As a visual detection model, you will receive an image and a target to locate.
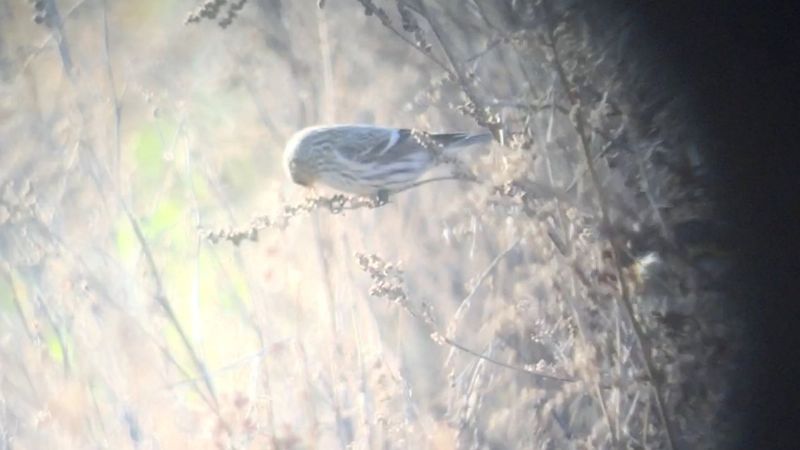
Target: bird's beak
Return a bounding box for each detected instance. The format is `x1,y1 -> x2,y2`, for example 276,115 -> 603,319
291,173 -> 313,187
293,175 -> 311,187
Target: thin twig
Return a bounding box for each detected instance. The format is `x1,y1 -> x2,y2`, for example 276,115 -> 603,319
541,1 -> 676,447
353,0 -> 454,76
634,140 -> 674,245
93,10 -> 231,432
446,238 -> 521,339
394,174 -> 479,193
204,175 -> 478,245
357,253 -> 578,384
415,2 -> 490,126
465,36 -> 505,63
441,335 -> 576,384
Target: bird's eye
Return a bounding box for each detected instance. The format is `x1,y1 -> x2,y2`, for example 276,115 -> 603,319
289,160 -> 297,170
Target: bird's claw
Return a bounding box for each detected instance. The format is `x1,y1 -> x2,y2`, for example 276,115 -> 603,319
374,189 -> 390,207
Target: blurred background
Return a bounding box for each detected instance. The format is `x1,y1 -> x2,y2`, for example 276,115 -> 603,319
0,0 -> 752,448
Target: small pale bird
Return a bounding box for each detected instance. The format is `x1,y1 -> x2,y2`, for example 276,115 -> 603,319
283,124 -> 493,196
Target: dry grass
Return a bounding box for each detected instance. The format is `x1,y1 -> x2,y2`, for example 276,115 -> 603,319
0,1 -> 744,448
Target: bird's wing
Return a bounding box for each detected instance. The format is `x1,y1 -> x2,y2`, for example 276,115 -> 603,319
340,128 -> 423,165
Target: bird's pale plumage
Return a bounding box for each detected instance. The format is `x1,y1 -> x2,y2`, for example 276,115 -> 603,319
283,124 -> 492,195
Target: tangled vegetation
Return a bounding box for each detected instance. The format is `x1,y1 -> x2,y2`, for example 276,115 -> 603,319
1,1 -> 743,448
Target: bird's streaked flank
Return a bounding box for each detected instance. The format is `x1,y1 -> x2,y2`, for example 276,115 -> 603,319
283,124 -> 492,196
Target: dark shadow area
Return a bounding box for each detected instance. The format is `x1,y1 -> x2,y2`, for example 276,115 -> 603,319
634,1 -> 799,446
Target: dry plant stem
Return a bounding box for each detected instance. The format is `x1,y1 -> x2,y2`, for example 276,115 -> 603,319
21,0 -> 89,73
294,341 -> 323,447
340,237 -> 388,447
357,254 -> 577,384
622,389 -> 642,435
92,14 -> 235,436
470,1 -> 628,144
252,1 -> 319,128
205,176 -> 476,245
349,304 -> 375,447
243,78 -> 281,138
353,0 -> 454,77
41,0 -> 75,74
451,238 -> 521,326
614,278 -> 623,437
395,174 -> 478,192
186,124 -> 275,343
311,211 -> 353,450
94,288 -> 223,418
416,1 -> 494,130
461,345 -> 491,444
11,216 -> 224,417
564,128 -> 626,194
121,204 -> 221,400
643,389 -> 652,447
445,238 -> 521,364
506,42 -> 626,197
313,12 -> 353,447
443,335 -> 575,384
536,74 -> 617,441
258,355 -> 282,450
541,2 -> 676,448
164,345 -> 276,388
102,1 -> 121,182
634,141 -> 675,245
543,85 -> 573,256
24,2 -> 233,428
316,4 -> 336,122
465,36 -> 505,63
560,270 -> 618,444
104,95 -> 216,408
88,386 -> 110,443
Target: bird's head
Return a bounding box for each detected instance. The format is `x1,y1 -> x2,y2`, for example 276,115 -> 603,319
283,127 -> 335,188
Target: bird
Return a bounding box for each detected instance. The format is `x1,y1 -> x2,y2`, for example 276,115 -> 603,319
283,124 -> 493,197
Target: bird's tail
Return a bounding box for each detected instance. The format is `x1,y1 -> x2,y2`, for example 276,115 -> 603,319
431,132 -> 494,148
430,132 -> 494,159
